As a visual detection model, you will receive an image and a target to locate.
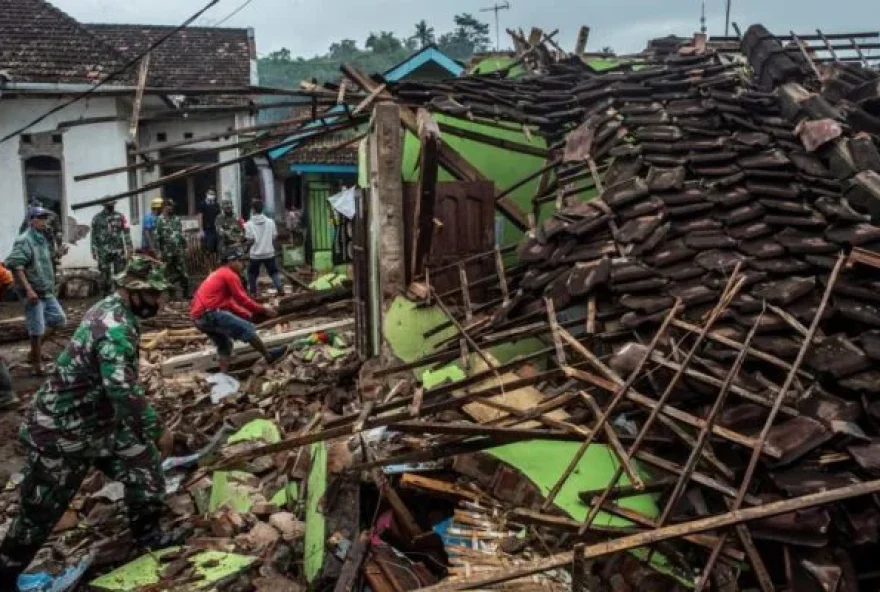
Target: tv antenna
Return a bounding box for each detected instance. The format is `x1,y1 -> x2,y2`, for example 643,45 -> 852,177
700,1 -> 707,34
480,1 -> 511,51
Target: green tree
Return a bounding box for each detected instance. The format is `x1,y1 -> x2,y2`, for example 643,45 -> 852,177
411,20 -> 436,48
438,13 -> 491,60
265,48 -> 291,61
329,39 -> 359,59
601,46 -> 616,56
365,31 -> 403,54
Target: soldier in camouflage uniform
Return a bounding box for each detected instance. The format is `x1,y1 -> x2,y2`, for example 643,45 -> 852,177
0,256 -> 177,587
215,199 -> 246,258
155,201 -> 189,298
91,200 -> 133,295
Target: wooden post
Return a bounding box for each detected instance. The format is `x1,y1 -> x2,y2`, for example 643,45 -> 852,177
128,53 -> 151,149
410,109 -> 441,281
574,26 -> 591,55
372,102 -> 405,299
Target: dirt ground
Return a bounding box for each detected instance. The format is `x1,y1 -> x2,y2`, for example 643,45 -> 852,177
0,298 -> 94,485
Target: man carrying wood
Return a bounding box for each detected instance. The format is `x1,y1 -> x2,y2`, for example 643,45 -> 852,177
91,199 -> 133,295
190,247 -> 283,373
155,200 -> 189,298
6,207 -> 67,376
0,256 -> 179,587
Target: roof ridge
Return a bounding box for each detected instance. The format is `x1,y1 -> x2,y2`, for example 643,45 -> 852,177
85,23 -> 250,33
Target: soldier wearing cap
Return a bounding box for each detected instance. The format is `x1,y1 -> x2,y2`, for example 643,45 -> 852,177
6,206 -> 68,375
190,247 -> 282,373
0,255 -> 178,587
91,199 -> 133,295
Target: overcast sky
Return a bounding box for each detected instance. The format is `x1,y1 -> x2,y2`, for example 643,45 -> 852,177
53,0 -> 880,59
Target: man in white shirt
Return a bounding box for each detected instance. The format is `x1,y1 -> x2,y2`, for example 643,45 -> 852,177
244,200 -> 284,296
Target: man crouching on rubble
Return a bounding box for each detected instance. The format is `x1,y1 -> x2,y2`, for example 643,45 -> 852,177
0,256 -> 180,588
191,247 -> 281,373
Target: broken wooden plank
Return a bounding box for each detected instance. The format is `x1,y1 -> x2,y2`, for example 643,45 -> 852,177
161,318 -> 353,375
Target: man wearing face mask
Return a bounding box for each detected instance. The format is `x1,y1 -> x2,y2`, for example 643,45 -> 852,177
216,199 -> 246,256
91,199 -> 133,295
198,188 -> 221,266
0,255 -> 179,587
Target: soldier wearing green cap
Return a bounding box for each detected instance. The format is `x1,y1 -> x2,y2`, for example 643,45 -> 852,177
0,255 -> 180,587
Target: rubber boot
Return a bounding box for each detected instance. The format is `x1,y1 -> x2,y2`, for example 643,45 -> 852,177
0,539 -> 42,590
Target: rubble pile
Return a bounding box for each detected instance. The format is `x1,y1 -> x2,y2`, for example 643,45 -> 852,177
347,26 -> 880,591
0,280 -> 358,591
6,25 -> 880,592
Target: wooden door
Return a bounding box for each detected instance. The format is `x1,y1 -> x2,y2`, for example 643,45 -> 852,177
403,181 -> 496,298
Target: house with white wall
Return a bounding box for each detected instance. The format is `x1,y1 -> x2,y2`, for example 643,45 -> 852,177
0,0 -> 259,269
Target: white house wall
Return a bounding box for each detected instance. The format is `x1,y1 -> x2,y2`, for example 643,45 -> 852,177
0,96 -> 130,269
1,99 -> 252,270
138,114 -> 247,214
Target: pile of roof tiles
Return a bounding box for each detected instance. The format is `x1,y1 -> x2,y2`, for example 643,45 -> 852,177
377,25 -> 880,590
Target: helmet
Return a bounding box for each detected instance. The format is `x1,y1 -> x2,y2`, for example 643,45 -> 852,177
150,198 -> 164,209
222,246 -> 247,262
29,206 -> 53,219
114,255 -> 170,291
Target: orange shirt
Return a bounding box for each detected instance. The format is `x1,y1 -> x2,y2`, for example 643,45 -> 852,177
0,264 -> 13,298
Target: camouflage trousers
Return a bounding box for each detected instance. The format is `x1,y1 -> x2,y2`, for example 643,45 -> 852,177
97,252 -> 126,294
3,433 -> 165,549
162,253 -> 189,296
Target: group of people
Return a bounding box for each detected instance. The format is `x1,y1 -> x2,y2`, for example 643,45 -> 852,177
0,194 -> 296,586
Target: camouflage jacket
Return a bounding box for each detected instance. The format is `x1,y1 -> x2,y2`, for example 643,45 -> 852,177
216,212 -> 246,249
20,294 -> 162,456
155,214 -> 186,258
91,210 -> 133,257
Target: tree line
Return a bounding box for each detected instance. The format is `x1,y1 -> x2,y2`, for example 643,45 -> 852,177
258,14 -> 492,88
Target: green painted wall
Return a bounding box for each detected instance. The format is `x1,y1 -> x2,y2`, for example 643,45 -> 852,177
401,114 -> 556,247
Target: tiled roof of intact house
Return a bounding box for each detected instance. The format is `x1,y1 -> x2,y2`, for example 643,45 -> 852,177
85,24 -> 254,89
0,0 -> 130,84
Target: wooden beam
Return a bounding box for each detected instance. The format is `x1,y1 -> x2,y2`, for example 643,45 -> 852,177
417,479 -> 880,591
437,122 -> 549,158
410,109 -> 441,280
333,531 -> 371,592
574,26 -> 591,55
72,116 -> 365,209
128,53 -> 151,148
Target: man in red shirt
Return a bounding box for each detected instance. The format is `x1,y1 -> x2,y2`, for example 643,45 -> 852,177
191,248 -> 280,372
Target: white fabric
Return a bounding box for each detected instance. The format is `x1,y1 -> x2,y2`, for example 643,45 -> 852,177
245,214 -> 278,260
328,186 -> 356,219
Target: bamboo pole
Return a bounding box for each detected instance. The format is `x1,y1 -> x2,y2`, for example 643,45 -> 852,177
694,254 -> 847,591
416,479 -> 880,591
